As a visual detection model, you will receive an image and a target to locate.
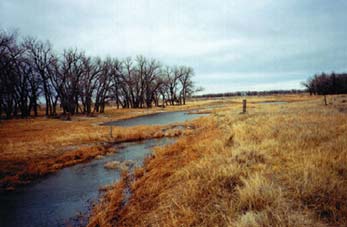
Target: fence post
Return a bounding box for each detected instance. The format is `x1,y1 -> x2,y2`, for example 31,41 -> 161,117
242,99 -> 247,113
324,95 -> 327,106
109,126 -> 113,138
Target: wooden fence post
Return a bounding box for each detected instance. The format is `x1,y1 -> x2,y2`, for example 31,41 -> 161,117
109,126 -> 113,138
243,99 -> 247,113
324,95 -> 327,106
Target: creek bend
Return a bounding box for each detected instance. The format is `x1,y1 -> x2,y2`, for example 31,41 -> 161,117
0,111 -> 207,227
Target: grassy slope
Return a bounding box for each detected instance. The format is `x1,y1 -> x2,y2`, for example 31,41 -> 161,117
88,95 -> 347,227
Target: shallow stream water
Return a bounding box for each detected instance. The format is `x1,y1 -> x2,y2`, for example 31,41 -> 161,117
0,111 -> 207,227
0,138 -> 175,227
103,111 -> 208,127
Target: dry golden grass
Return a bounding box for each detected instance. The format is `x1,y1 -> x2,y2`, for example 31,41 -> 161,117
0,109 -> 136,189
88,94 -> 347,227
0,101 -> 217,190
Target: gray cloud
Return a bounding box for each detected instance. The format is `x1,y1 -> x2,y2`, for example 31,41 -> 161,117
1,0 -> 346,93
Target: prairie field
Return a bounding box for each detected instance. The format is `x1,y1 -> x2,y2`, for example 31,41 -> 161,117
2,1 -> 347,226
87,94 -> 347,227
0,99 -> 223,190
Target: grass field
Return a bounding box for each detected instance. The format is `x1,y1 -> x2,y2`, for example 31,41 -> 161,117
0,99 -> 226,190
87,94 -> 347,227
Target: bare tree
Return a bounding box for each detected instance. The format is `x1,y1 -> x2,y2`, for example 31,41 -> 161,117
23,37 -> 56,116
79,56 -> 102,114
108,58 -> 123,109
178,66 -> 194,105
143,58 -> 162,108
164,66 -> 179,105
94,57 -> 115,113
0,29 -> 198,119
52,49 -> 85,115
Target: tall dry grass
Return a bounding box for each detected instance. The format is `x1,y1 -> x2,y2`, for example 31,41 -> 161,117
0,101 -> 214,190
88,95 -> 347,227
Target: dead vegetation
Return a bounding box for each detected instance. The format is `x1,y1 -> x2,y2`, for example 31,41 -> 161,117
104,160 -> 136,171
88,95 -> 347,227
0,100 -> 217,190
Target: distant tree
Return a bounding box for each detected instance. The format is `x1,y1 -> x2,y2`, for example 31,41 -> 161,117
178,66 -> 194,105
303,72 -> 347,95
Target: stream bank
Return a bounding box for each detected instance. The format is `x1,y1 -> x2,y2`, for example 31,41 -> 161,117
0,110 -> 208,227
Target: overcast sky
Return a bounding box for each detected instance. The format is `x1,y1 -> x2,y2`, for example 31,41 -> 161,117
1,0 -> 346,94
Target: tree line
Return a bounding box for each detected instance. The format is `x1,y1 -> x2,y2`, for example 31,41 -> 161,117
0,30 -> 196,119
194,89 -> 305,98
303,73 -> 347,95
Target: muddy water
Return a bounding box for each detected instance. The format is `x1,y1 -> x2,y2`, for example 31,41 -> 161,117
0,138 -> 175,227
103,111 -> 208,127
